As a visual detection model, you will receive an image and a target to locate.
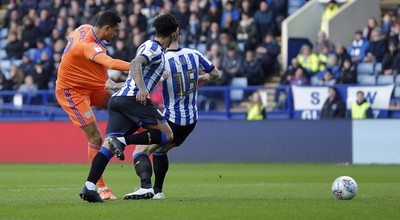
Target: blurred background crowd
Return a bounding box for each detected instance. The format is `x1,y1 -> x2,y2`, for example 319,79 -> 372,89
0,0 -> 400,113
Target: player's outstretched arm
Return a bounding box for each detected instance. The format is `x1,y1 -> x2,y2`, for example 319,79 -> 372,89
208,67 -> 221,81
91,53 -> 130,71
105,79 -> 124,90
130,55 -> 149,105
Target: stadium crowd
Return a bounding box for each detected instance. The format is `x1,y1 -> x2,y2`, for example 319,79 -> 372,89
1,0 -> 400,113
0,0 -> 298,92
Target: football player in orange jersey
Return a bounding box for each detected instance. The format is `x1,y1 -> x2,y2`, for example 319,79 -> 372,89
55,10 -> 129,201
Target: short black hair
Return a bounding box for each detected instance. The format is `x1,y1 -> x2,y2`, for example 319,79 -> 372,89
95,10 -> 121,28
152,13 -> 179,37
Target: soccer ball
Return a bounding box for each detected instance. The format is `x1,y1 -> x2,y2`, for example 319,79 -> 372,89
331,176 -> 358,200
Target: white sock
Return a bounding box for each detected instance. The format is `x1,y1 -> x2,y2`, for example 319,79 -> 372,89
116,137 -> 126,145
85,181 -> 96,191
97,186 -> 108,193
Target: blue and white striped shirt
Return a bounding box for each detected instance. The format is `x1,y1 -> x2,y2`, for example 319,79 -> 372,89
114,40 -> 165,97
163,48 -> 215,126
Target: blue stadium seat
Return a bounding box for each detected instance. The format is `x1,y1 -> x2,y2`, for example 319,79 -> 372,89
376,75 -> 394,85
356,62 -> 374,75
230,77 -> 248,101
0,28 -> 7,39
0,49 -> 6,60
357,75 -> 376,85
374,62 -> 382,75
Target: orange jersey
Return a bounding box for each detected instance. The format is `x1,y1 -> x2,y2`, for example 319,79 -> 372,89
57,25 -> 129,92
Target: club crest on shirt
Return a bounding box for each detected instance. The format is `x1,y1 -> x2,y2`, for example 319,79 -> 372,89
84,111 -> 92,118
92,45 -> 102,52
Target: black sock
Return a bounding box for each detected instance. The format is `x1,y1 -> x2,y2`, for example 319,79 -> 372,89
134,153 -> 152,188
124,129 -> 165,145
86,149 -> 111,184
153,153 -> 169,194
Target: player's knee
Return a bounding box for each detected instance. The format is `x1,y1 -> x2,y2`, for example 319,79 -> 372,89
164,129 -> 173,144
89,134 -> 102,146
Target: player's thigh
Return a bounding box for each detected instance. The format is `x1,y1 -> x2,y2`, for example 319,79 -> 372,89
90,88 -> 112,108
105,97 -> 140,137
55,87 -> 95,128
167,121 -> 197,146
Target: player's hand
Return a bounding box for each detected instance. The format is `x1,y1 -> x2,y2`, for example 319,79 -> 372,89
198,74 -> 210,87
105,79 -> 116,90
162,71 -> 169,81
136,89 -> 149,105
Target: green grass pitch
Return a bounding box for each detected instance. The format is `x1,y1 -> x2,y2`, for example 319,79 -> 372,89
1,163 -> 399,220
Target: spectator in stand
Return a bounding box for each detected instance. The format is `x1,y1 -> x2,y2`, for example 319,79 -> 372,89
37,8 -> 54,38
206,43 -> 222,62
335,43 -> 350,68
348,30 -> 369,63
220,1 -> 240,28
80,6 -> 97,26
218,33 -> 237,57
206,2 -> 221,24
68,0 -> 82,23
317,69 -> 336,86
21,16 -> 40,50
364,28 -> 388,63
174,0 -> 190,32
32,38 -> 53,64
236,12 -> 258,51
381,13 -> 393,37
314,31 -> 333,55
274,58 -> 304,109
18,75 -> 38,93
320,0 -> 339,33
0,72 -> 11,91
297,44 -> 319,75
337,58 -> 356,84
363,17 -> 379,41
222,46 -> 243,81
320,87 -> 346,119
318,43 -> 333,71
271,0 -> 287,34
185,12 -> 201,47
246,91 -> 266,121
131,4 -> 147,32
239,50 -> 264,85
351,91 -> 373,119
318,54 -> 340,80
198,18 -> 210,51
280,58 -> 305,85
255,33 -> 281,77
254,1 -> 275,40
5,31 -> 23,60
9,64 -> 25,90
290,67 -> 309,86
19,52 -> 34,75
32,60 -> 51,90
241,0 -> 255,17
21,0 -> 38,15
206,22 -> 220,49
382,41 -> 400,75
3,1 -> 21,28
220,13 -> 237,40
113,39 -> 130,61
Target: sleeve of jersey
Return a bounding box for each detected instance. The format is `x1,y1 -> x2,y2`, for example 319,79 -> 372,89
84,43 -> 130,71
197,51 -> 215,73
139,47 -> 161,64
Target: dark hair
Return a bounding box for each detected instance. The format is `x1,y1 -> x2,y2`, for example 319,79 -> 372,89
357,90 -> 364,95
152,13 -> 179,37
95,10 -> 121,28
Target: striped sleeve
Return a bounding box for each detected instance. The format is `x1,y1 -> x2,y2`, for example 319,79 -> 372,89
195,50 -> 214,73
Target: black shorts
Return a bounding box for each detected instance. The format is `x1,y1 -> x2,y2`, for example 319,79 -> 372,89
105,96 -> 166,137
167,120 -> 196,146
